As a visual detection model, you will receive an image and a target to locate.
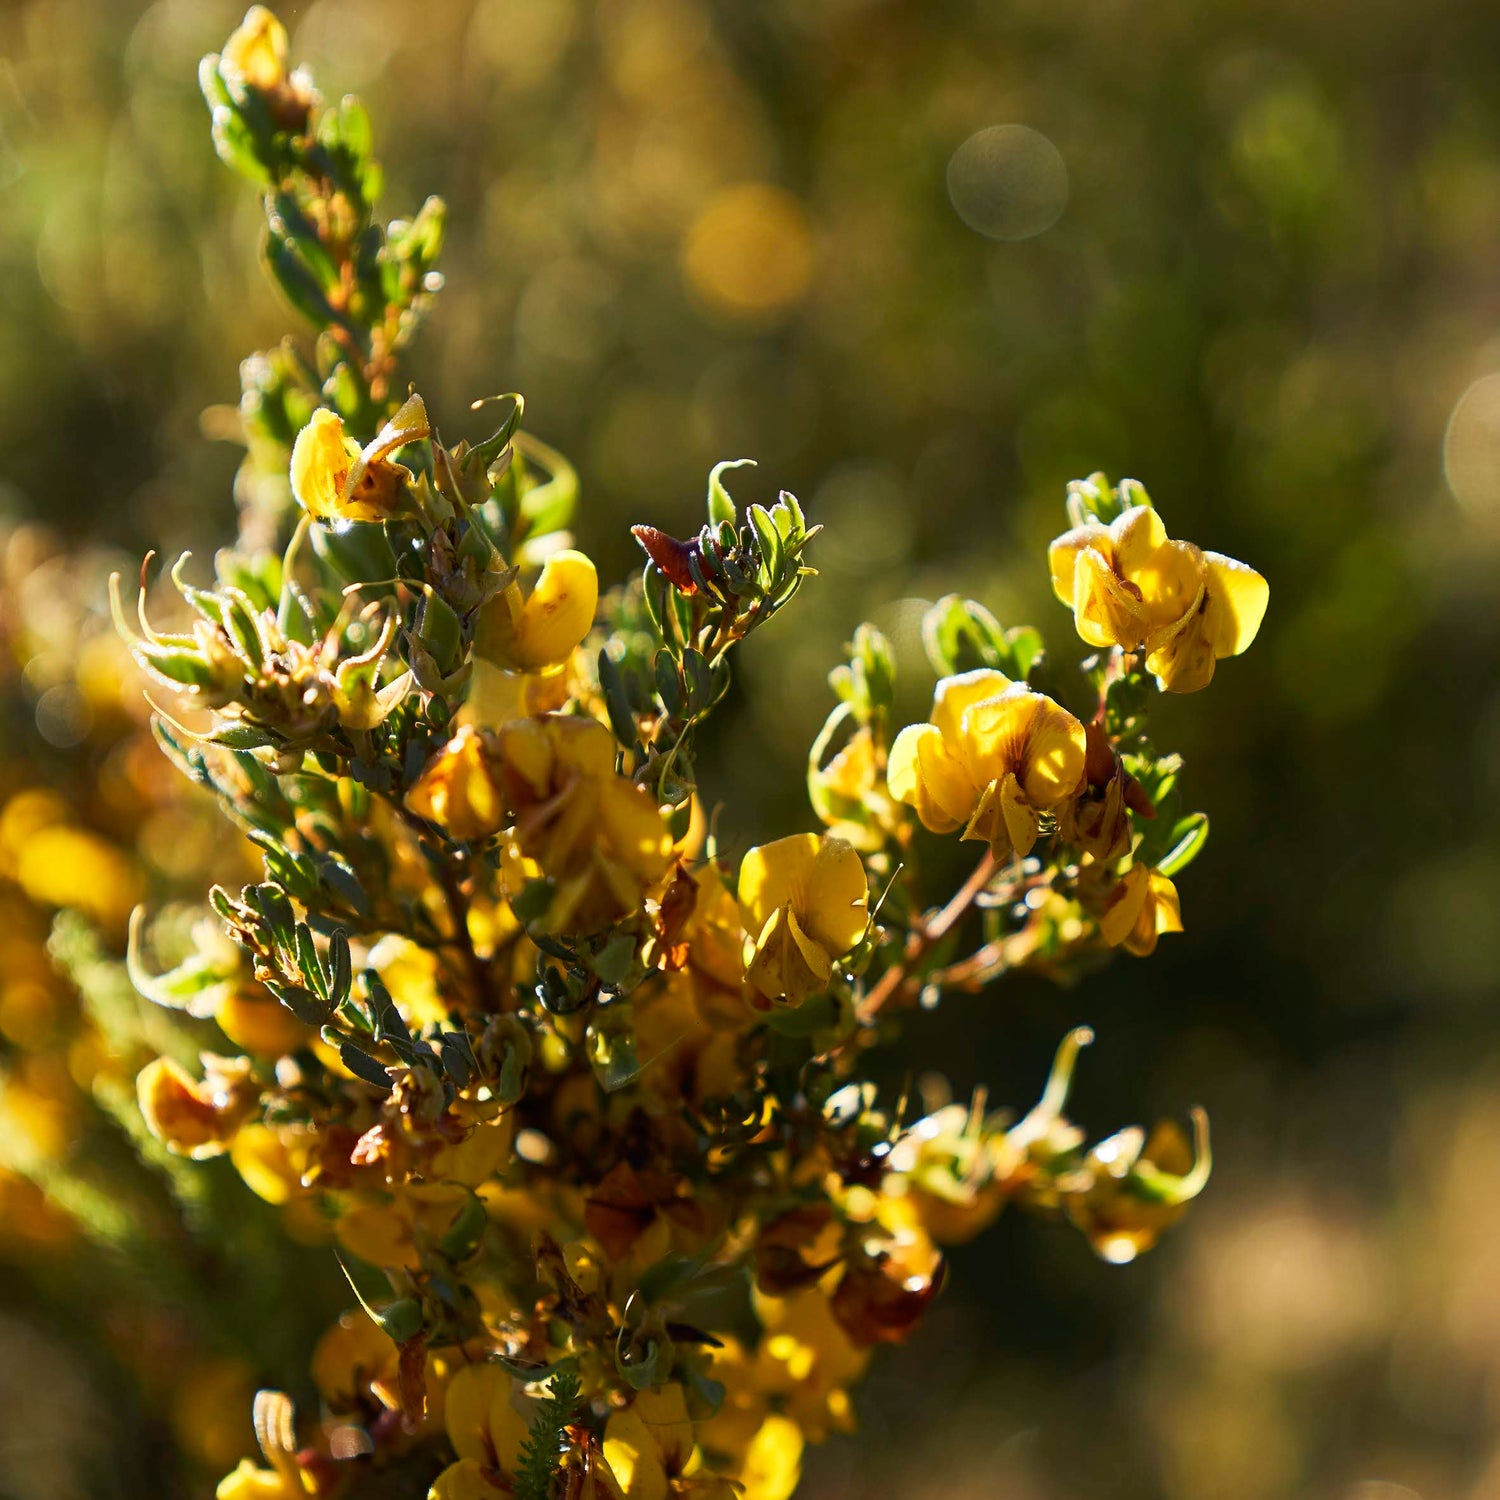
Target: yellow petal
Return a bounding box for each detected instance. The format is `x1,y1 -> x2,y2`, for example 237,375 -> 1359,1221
745,906 -> 827,1006
603,1407 -> 671,1500
1201,551 -> 1269,658
289,410 -> 354,521
523,550 -> 599,668
633,1385 -> 695,1472
1016,694 -> 1087,807
216,1460 -> 302,1499
1106,505 -> 1168,577
444,1364 -> 510,1465
930,668 -> 1012,744
887,724 -> 965,833
738,1414 -> 803,1500
1145,611 -> 1217,694
800,835 -> 869,957
405,727 -> 506,842
1131,537 -> 1204,634
1047,523 -> 1109,607
997,772 -> 1041,859
494,717 -> 555,798
737,833 -> 819,932
1071,545 -> 1151,649
547,714 -> 618,779
221,7 -> 287,93
1099,866 -> 1150,949
597,777 -> 673,884
427,1459 -> 505,1500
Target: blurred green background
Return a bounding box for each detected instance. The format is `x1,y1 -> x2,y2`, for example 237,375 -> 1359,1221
5,0 -> 1500,1496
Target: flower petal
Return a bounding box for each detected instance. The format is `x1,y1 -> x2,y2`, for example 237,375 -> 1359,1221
737,833 -> 820,931
802,835 -> 869,957
1201,551 -> 1269,658
1047,523 -> 1109,607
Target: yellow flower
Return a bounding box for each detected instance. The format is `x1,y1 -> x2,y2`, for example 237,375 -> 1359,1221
220,6 -> 287,93
138,1054 -> 256,1159
494,713 -> 672,931
749,1287 -> 868,1442
1098,865 -> 1182,956
736,833 -> 869,1007
476,550 -> 599,674
1065,1109 -> 1211,1264
735,1414 -> 803,1500
886,669 -> 1086,860
437,1362 -> 529,1486
1144,551 -> 1270,694
406,726 -> 506,842
603,1383 -> 696,1500
1048,505 -> 1267,692
289,395 -> 430,525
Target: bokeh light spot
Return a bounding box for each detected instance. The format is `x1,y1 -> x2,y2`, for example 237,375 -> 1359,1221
1442,372 -> 1500,516
946,124 -> 1069,242
681,183 -> 814,318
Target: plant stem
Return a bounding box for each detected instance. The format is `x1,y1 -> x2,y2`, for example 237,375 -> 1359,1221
856,850 -> 998,1023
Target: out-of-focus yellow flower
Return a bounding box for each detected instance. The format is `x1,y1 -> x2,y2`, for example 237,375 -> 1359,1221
603,1383 -> 698,1499
736,833 -> 869,1007
289,396 -> 430,525
495,713 -> 672,931
429,1362 -> 529,1498
216,990 -> 309,1057
681,184 -> 814,319
138,1054 -> 256,1159
10,819 -> 142,932
1048,505 -> 1268,692
476,550 -> 598,673
887,1103 -> 1009,1246
406,726 -> 506,842
734,1414 -> 802,1500
1099,865 -> 1182,956
887,669 -> 1086,860
1065,1109 -> 1211,1264
221,5 -> 287,93
750,1286 -> 869,1442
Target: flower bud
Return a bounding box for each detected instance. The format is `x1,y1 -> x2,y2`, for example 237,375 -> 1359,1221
474,549 -> 598,674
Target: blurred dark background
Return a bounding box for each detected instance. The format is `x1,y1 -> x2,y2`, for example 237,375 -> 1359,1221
5,0 -> 1500,1496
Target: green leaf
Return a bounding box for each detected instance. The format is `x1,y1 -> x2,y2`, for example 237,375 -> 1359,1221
340,1041 -> 393,1092
593,933 -> 637,987
706,458 -> 755,526
1155,812 -> 1210,878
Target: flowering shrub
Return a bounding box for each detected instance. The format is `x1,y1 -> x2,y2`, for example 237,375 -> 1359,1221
10,9 -> 1270,1497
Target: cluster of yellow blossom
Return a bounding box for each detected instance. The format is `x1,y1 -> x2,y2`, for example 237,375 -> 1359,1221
0,14 -> 1268,1499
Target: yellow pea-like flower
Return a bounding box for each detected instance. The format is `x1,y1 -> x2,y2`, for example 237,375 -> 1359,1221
1048,505 -> 1268,692
736,832 -> 869,1007
887,669 -> 1086,861
1098,864 -> 1183,956
443,1362 -> 529,1475
492,713 -> 672,931
428,1460 -> 505,1499
406,725 -> 507,843
138,1055 -> 254,1159
736,1413 -> 804,1500
289,396 -> 430,525
475,549 -> 599,674
216,1460 -> 308,1499
1144,550 -> 1270,694
602,1383 -> 697,1500
220,6 -> 287,93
